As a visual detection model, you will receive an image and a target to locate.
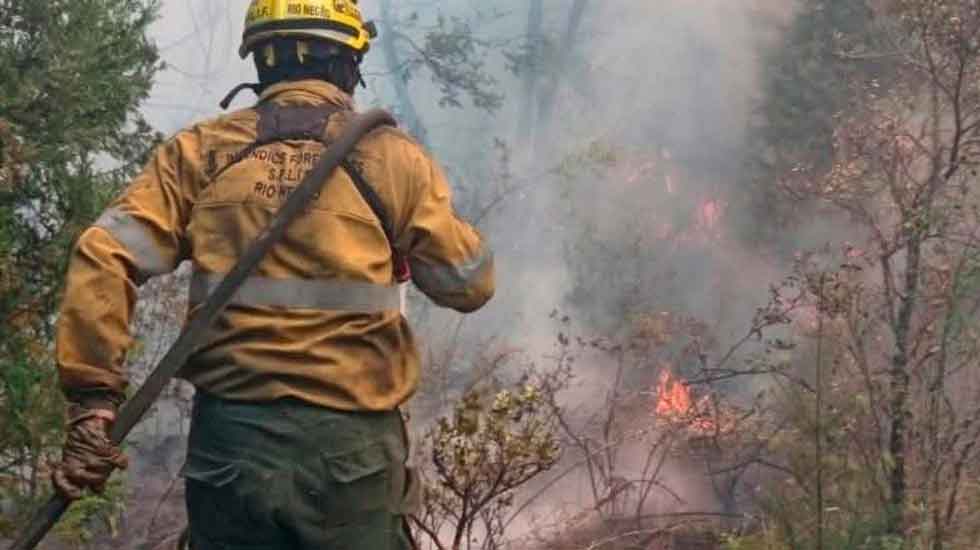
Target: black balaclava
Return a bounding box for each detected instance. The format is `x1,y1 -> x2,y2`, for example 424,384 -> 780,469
220,37 -> 363,109
255,37 -> 363,94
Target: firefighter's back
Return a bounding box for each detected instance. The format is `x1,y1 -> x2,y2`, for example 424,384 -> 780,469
180,81 -> 426,412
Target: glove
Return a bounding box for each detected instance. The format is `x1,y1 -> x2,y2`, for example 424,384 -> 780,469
52,402 -> 128,500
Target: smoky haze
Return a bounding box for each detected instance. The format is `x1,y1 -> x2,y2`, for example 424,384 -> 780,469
135,0 -> 803,425
138,0 -> 805,390
123,0 -> 805,542
143,0 -> 792,338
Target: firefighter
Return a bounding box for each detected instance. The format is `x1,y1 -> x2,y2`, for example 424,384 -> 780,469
51,0 -> 495,548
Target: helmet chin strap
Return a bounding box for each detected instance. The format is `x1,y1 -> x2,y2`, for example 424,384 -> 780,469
218,77 -> 364,110
219,82 -> 264,110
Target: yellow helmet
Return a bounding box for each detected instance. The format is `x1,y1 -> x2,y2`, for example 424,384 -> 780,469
240,0 -> 377,59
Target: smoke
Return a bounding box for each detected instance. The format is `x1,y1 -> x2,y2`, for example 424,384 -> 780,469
434,0 -> 798,351
133,0 -> 804,541
142,1 -> 793,342
436,0 -> 801,531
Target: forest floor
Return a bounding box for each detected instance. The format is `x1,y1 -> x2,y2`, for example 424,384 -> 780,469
3,433 -> 728,550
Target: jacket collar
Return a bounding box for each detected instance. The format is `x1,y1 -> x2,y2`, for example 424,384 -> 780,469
258,80 -> 354,110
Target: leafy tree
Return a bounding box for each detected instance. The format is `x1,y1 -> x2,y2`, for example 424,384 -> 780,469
735,0 -> 880,249
723,1 -> 980,547
0,0 -> 161,539
376,0 -> 507,145
789,1 -> 980,542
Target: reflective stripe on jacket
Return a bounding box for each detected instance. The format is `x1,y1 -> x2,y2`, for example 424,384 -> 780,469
56,80 -> 494,411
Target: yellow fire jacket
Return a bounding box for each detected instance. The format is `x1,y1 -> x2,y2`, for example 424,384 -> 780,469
56,80 -> 494,411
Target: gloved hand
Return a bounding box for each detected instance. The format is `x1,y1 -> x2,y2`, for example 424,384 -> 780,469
52,403 -> 128,500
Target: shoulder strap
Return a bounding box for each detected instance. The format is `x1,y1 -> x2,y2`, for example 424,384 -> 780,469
340,157 -> 410,283
340,159 -> 395,246
210,103 -> 403,278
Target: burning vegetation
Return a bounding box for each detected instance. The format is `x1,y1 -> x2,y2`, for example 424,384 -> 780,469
652,368 -> 718,435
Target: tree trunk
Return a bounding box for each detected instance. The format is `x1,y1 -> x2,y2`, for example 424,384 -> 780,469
887,235 -> 921,541
518,0 -> 543,150
534,0 -> 588,152
378,0 -> 427,145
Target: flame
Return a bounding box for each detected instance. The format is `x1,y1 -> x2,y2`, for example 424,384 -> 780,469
652,368 -> 718,434
613,152 -> 729,246
655,369 -> 694,418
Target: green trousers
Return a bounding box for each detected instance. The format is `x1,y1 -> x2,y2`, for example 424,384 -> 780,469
182,392 -> 417,550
